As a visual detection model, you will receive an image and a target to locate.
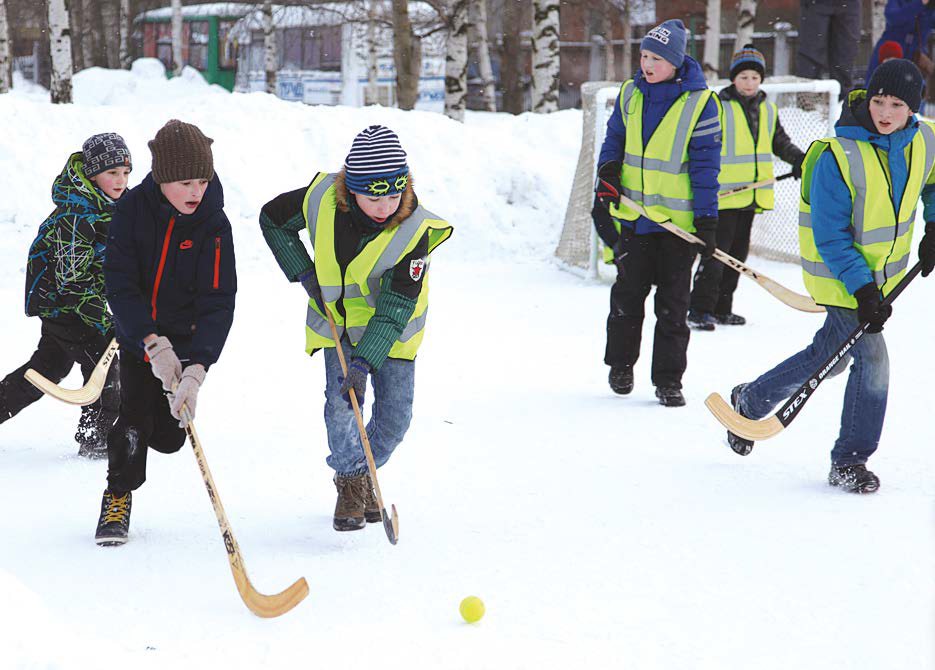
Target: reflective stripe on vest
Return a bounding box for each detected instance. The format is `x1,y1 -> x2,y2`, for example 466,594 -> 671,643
798,121 -> 935,307
718,99 -> 776,211
608,80 -> 714,232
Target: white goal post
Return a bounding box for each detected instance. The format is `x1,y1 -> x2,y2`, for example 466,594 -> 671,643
556,77 -> 842,278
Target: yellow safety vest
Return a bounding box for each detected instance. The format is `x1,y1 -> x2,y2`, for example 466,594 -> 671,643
718,98 -> 776,211
301,172 -> 453,358
798,121 -> 935,308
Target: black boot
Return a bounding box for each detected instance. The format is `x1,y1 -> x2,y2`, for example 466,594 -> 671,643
715,312 -> 746,326
654,386 -> 685,407
687,309 -> 716,331
608,366 -> 634,395
727,384 -> 754,456
76,410 -> 115,459
333,473 -> 368,531
95,489 -> 132,546
828,464 -> 880,494
364,474 -> 381,524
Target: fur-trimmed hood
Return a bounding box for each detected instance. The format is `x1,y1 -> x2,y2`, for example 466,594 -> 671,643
334,169 -> 416,231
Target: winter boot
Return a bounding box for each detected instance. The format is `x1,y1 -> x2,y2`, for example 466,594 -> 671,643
95,490 -> 132,546
715,312 -> 747,326
608,366 -> 634,395
687,309 -> 716,331
655,386 -> 685,407
727,384 -> 755,456
828,464 -> 880,494
364,474 -> 381,524
333,473 -> 368,531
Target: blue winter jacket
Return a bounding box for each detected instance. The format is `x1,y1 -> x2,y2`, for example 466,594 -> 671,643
597,55 -> 721,234
810,93 -> 935,294
866,0 -> 935,83
104,173 -> 237,368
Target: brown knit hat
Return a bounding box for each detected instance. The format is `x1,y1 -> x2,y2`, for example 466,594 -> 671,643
148,119 -> 214,184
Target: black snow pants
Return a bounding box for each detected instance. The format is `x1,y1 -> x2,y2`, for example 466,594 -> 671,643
106,352 -> 186,493
604,232 -> 695,389
0,314 -> 119,451
689,209 -> 755,316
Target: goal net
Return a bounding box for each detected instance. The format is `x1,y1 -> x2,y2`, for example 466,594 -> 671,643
556,77 -> 841,278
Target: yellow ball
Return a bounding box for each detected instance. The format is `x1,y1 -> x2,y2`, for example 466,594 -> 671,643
459,596 -> 485,623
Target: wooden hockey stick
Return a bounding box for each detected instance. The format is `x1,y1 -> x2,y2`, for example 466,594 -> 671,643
24,338 -> 120,406
705,261 -> 923,441
618,193 -> 824,313
324,307 -> 399,545
182,407 -> 309,617
717,173 -> 794,200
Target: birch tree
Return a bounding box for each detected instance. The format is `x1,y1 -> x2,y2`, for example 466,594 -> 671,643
119,0 -> 131,68
531,0 -> 559,113
500,0 -> 525,114
392,0 -> 421,110
171,0 -> 183,75
601,6 -> 614,81
69,0 -> 84,71
871,0 -> 886,45
262,0 -> 276,94
0,0 -> 11,93
101,0 -> 120,68
48,0 -> 74,103
471,0 -> 496,111
365,0 -> 379,105
733,0 -> 756,54
703,0 -> 720,81
443,0 -> 469,121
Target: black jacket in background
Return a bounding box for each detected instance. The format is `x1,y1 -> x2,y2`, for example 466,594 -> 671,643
104,172 -> 237,368
718,84 -> 806,172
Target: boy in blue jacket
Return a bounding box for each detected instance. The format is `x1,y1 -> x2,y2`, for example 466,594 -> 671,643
592,19 -> 721,407
95,120 -> 237,545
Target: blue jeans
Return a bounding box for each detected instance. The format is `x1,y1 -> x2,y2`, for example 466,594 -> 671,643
323,343 -> 414,476
737,306 -> 889,466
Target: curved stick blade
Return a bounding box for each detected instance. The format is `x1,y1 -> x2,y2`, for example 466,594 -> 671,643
704,392 -> 784,441
382,505 -> 399,545
233,572 -> 309,619
24,368 -> 102,406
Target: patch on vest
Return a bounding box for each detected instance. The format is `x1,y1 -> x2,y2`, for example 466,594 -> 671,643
409,258 -> 426,281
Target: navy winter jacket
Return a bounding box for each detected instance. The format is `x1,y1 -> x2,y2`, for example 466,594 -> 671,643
598,55 -> 721,234
866,0 -> 935,83
104,173 -> 237,368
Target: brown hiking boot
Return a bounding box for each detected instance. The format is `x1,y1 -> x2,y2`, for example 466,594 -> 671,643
364,474 -> 381,524
333,473 -> 368,531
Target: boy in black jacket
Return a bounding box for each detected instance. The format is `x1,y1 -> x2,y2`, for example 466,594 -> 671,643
1,133 -> 130,457
95,120 -> 237,546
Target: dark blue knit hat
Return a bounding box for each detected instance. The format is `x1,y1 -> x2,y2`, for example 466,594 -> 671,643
641,19 -> 687,68
866,58 -> 924,112
730,44 -> 766,80
344,125 -> 410,197
82,132 -> 132,178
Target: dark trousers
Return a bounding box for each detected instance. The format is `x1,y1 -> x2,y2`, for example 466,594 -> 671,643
796,0 -> 860,97
604,233 -> 695,389
0,315 -> 119,448
106,352 -> 186,493
689,209 -> 755,316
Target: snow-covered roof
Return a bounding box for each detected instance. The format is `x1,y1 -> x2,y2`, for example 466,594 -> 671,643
135,3 -> 255,22
228,2 -> 440,32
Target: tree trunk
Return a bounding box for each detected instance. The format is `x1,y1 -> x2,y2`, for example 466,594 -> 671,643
48,0 -> 74,103
263,0 -> 276,95
601,7 -> 614,81
703,0 -> 720,81
871,0 -> 886,45
81,0 -> 102,67
471,0 -> 496,111
531,0 -> 559,113
733,0 -> 756,54
0,0 -> 11,93
365,0 -> 379,105
100,0 -> 120,68
391,0 -> 421,110
619,0 -> 631,80
501,0 -> 524,114
69,0 -> 84,71
171,0 -> 183,75
119,0 -> 131,68
444,0 -> 469,121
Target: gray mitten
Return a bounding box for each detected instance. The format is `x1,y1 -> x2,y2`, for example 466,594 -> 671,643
144,336 -> 182,392
169,364 -> 206,427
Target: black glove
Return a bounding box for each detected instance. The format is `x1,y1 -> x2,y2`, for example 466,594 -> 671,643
595,161 -> 622,210
854,282 -> 892,333
338,358 -> 371,409
692,217 -> 718,259
591,194 -> 619,249
611,226 -> 634,276
298,268 -> 325,312
919,221 -> 935,277
791,154 -> 804,180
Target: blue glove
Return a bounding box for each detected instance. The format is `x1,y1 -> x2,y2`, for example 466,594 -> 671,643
338,358 -> 371,409
298,268 -> 324,312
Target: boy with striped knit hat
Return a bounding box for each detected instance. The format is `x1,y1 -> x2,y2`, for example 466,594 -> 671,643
259,125 -> 453,532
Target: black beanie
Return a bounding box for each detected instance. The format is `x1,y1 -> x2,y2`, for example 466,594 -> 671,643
866,58 -> 924,112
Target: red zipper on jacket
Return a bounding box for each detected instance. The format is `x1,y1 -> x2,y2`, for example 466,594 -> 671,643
213,236 -> 221,289
151,216 -> 175,320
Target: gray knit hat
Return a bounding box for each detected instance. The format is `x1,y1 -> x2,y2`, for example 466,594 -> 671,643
148,119 -> 214,184
82,132 -> 132,178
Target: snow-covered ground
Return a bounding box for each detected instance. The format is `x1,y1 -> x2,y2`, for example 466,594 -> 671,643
0,62 -> 932,670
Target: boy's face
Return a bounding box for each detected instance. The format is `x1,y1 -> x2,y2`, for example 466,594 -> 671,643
91,167 -> 131,200
354,192 -> 401,224
640,50 -> 676,84
733,70 -> 762,97
160,179 -> 209,215
869,94 -> 912,135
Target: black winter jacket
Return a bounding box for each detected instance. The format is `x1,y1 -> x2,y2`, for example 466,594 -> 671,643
104,173 -> 237,368
718,84 -> 806,171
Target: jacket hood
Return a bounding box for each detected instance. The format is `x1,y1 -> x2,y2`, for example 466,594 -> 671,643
140,171 -> 225,225
51,152 -> 114,213
835,88 -> 919,153
634,55 -> 709,101
334,169 -> 416,231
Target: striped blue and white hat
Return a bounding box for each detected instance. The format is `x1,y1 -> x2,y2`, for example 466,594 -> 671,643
344,125 -> 410,197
